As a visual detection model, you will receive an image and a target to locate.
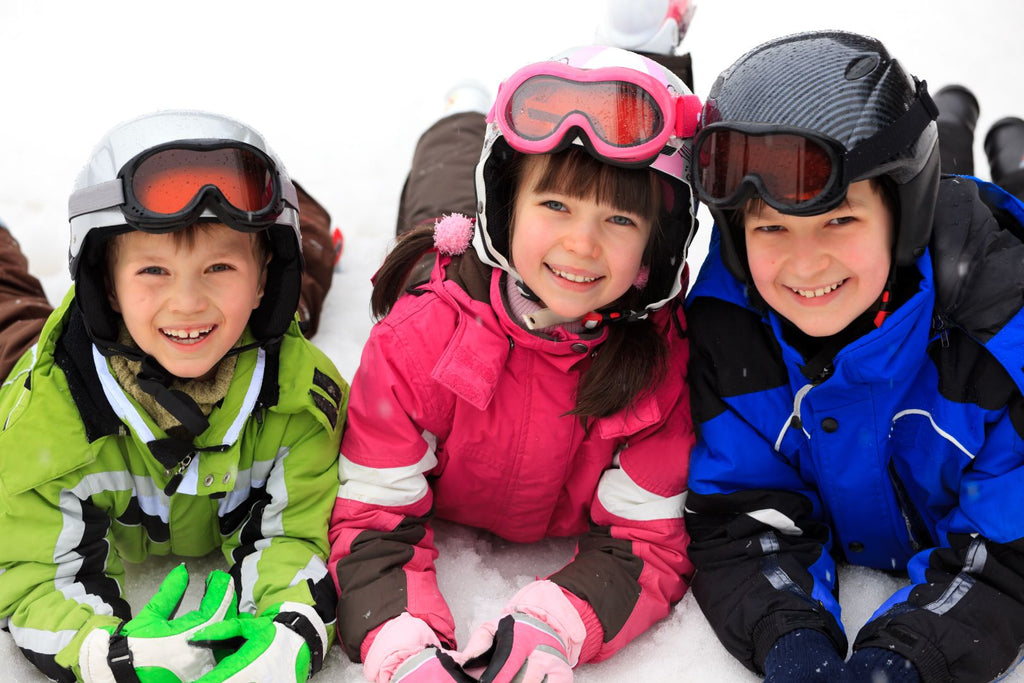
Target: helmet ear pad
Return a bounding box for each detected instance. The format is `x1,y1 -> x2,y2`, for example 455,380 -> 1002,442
893,143 -> 940,266
479,137 -> 519,268
249,224 -> 303,341
642,174 -> 695,307
75,227 -> 129,346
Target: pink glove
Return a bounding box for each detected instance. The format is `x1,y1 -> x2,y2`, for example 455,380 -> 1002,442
458,581 -> 586,683
364,612 -> 446,683
390,646 -> 476,683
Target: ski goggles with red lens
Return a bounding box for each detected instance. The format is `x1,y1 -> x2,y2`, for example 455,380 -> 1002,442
490,60 -> 701,168
693,79 -> 937,214
68,140 -> 298,232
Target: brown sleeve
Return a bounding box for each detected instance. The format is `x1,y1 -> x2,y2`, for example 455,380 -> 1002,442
294,182 -> 334,339
395,112 -> 486,236
0,225 -> 53,380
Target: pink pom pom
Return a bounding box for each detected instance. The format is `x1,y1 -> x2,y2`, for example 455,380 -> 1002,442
433,213 -> 474,255
633,265 -> 650,290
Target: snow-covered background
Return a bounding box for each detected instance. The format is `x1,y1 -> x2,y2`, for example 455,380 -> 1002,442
1,0 -> 1022,680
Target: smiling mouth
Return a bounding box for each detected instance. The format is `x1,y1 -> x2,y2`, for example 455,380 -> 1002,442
161,325 -> 215,344
789,279 -> 846,299
548,265 -> 600,283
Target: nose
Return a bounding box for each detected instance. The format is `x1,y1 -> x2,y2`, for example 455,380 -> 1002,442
562,217 -> 601,258
788,233 -> 830,276
168,276 -> 208,314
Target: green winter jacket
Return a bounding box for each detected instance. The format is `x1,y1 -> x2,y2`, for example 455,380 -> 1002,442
0,287 -> 347,681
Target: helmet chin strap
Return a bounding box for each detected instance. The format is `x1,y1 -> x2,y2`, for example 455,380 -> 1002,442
512,279 -> 646,331
873,251 -> 901,328
513,279 -> 585,330
135,355 -> 210,436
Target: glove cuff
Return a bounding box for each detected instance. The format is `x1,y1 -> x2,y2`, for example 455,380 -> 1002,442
274,602 -> 329,676
504,580 -> 586,667
849,647 -> 921,683
80,626 -> 140,683
364,612 -> 442,683
764,629 -> 845,681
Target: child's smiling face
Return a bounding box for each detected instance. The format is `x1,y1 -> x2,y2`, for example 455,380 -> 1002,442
107,224 -> 267,379
509,155 -> 654,321
744,180 -> 894,337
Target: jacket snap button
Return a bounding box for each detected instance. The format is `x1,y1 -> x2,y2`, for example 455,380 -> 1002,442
203,474 -> 215,487
821,417 -> 839,432
570,342 -> 588,353
222,472 -> 232,484
848,541 -> 865,553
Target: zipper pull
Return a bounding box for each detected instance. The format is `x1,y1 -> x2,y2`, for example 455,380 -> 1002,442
815,364 -> 834,384
163,452 -> 194,496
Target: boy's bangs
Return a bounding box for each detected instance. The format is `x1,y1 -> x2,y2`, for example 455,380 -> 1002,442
107,222 -> 270,265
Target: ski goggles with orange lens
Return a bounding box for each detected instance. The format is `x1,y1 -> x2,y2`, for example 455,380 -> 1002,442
491,61 -> 701,167
693,80 -> 937,214
68,140 -> 298,232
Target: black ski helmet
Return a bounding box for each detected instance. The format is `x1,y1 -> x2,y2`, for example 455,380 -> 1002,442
696,30 -> 940,281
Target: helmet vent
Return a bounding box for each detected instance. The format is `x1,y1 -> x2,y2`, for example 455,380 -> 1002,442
845,55 -> 880,81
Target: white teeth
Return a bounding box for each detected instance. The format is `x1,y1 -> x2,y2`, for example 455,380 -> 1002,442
162,327 -> 213,340
792,281 -> 843,298
551,267 -> 598,283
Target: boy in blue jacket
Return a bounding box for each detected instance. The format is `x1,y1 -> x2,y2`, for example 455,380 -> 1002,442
684,30 -> 1024,682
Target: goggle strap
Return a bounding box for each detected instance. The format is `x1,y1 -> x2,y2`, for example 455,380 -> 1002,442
68,179 -> 125,220
844,79 -> 938,182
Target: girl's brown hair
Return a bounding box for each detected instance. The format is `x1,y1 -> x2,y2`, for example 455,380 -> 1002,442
373,146 -> 676,419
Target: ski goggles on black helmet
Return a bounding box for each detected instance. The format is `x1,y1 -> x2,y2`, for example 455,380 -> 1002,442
490,60 -> 701,176
68,139 -> 298,232
693,79 -> 937,215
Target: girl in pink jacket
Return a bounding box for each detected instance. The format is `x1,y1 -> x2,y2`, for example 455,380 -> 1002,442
329,45 -> 701,683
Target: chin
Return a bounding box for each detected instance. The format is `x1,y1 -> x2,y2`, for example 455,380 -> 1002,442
789,315 -> 856,338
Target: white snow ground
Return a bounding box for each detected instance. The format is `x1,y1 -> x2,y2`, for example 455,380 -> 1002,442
1,0 -> 1023,680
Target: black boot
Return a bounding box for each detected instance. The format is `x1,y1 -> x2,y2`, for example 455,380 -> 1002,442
934,84 -> 979,175
985,116 -> 1024,201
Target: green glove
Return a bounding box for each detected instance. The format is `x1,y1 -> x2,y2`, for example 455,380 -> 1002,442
79,564 -> 238,683
190,601 -> 328,682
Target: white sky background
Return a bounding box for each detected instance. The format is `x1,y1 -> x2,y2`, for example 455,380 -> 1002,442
1,0 -> 1022,680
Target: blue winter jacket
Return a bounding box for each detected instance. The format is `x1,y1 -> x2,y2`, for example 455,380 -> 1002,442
684,176 -> 1024,683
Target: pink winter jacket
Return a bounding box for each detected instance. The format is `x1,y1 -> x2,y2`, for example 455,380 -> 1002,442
328,250 -> 694,665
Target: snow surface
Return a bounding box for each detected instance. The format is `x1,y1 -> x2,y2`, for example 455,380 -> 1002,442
1,0 -> 1023,680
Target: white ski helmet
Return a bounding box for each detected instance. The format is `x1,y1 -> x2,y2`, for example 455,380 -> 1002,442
67,110 -> 303,350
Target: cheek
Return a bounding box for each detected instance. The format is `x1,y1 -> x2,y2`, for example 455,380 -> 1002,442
851,234 -> 892,290
744,242 -> 775,283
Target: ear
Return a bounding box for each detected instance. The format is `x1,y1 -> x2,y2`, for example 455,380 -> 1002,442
253,253 -> 271,308
106,273 -> 122,313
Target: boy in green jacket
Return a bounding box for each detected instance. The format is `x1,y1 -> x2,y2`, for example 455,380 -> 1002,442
0,110 -> 347,682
